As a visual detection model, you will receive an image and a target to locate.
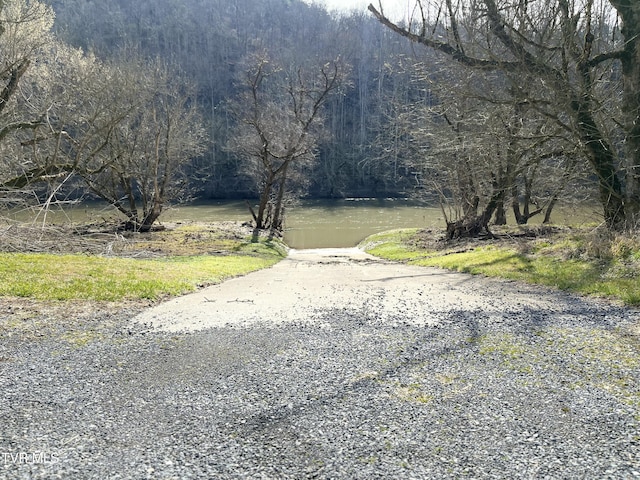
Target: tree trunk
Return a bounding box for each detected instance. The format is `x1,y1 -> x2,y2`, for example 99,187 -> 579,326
571,97 -> 626,229
0,61 -> 29,115
270,160 -> 290,234
511,183 -> 525,225
246,200 -> 258,225
512,175 -> 543,225
494,200 -> 507,225
446,216 -> 485,239
139,199 -> 163,232
255,171 -> 275,230
611,1 -> 640,222
446,183 -> 501,239
543,196 -> 558,224
490,171 -> 508,225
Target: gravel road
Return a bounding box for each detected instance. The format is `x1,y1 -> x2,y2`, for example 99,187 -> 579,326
1,248 -> 640,479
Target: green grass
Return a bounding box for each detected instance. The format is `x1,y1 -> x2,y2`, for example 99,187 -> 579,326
0,239 -> 284,302
361,228 -> 433,262
361,229 -> 640,306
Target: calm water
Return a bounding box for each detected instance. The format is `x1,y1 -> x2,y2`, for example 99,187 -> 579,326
167,199 -> 444,248
6,198 -> 602,249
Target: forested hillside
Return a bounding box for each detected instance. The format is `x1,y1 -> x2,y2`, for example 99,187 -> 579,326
3,0 -> 636,234
45,0 -> 425,199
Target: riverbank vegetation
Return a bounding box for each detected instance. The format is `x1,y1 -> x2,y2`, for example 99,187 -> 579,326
362,227 -> 640,306
0,222 -> 286,302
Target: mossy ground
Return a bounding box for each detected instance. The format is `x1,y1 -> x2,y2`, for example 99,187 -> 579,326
361,226 -> 640,306
383,329 -> 640,417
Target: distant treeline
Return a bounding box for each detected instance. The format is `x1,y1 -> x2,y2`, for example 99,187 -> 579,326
45,0 -> 427,199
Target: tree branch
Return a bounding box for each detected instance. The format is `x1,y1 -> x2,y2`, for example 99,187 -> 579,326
0,120 -> 43,142
0,61 -> 29,115
1,163 -> 76,189
368,3 -> 519,72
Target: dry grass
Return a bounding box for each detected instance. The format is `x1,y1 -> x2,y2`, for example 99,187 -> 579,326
0,220 -> 285,333
0,219 -> 271,257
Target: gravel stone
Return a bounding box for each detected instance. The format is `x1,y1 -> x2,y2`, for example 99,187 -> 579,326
1,249 -> 639,479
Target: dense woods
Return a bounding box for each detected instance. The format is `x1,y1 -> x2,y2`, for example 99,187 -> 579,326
42,0 -> 425,200
0,0 -> 637,232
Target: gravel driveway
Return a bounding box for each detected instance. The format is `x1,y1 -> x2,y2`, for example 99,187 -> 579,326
1,248 -> 639,479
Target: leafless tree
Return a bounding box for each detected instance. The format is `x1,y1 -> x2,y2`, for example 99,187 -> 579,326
229,51 -> 348,233
4,44 -> 207,231
370,0 -> 640,230
377,57 -> 590,237
0,0 -> 54,198
79,57 -> 208,231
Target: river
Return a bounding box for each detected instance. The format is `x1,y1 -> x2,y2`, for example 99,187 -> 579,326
160,198 -> 443,248
6,198 -> 601,249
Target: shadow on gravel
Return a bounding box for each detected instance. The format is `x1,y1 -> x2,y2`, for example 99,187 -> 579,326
360,272 -> 449,282
1,301 -> 639,479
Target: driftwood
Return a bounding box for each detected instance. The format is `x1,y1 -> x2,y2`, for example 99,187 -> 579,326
0,221 -> 130,255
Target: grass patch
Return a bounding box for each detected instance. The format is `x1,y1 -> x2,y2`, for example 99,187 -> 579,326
361,228 -> 640,306
0,224 -> 286,302
62,329 -> 105,347
476,332 -> 539,375
393,382 -> 434,404
541,327 -> 640,414
361,229 -> 433,262
124,223 -> 287,256
0,252 -> 280,301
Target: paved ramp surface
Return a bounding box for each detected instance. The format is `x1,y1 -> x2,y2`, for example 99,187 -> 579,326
135,247 -> 586,332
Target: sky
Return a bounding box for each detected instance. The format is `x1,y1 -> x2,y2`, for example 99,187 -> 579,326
308,0 -> 409,19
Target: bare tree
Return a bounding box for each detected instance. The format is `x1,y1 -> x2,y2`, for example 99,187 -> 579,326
5,44 -> 207,231
369,0 -> 639,230
3,43 -> 137,193
229,51 -> 348,233
380,56 -> 590,237
80,57 -> 208,231
0,0 -> 54,193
